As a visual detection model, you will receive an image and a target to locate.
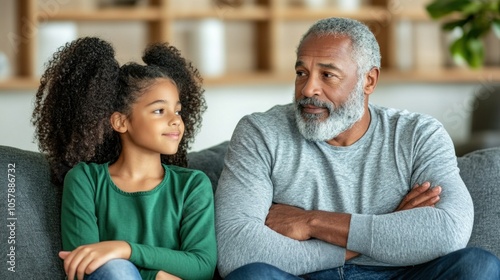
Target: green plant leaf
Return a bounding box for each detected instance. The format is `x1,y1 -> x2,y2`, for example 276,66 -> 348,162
427,0 -> 498,68
442,18 -> 470,31
465,37 -> 484,68
450,36 -> 467,64
461,2 -> 484,15
426,0 -> 473,19
467,23 -> 491,39
449,36 -> 484,68
493,19 -> 500,38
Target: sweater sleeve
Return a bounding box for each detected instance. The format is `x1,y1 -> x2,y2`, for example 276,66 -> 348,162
347,118 -> 474,265
129,173 -> 217,280
61,163 -> 100,251
215,116 -> 346,277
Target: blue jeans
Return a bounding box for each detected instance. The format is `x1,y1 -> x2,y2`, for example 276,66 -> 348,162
225,247 -> 500,280
84,259 -> 141,280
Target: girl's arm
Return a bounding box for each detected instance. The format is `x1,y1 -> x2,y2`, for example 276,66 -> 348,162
60,164 -> 132,280
59,241 -> 131,280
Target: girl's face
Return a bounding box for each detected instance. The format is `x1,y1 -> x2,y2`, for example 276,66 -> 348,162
122,78 -> 184,155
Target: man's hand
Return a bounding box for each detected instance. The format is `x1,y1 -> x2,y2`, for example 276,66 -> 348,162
59,241 -> 131,280
265,204 -> 312,241
395,182 -> 441,211
267,204 -> 353,260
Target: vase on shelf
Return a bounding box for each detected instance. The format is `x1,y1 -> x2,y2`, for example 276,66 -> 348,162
304,0 -> 327,9
337,0 -> 361,11
190,19 -> 226,77
37,22 -> 78,76
0,52 -> 10,80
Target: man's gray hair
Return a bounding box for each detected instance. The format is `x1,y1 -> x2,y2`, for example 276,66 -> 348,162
297,17 -> 381,77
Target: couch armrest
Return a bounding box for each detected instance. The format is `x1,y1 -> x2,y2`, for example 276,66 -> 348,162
0,145 -> 65,279
458,147 -> 500,258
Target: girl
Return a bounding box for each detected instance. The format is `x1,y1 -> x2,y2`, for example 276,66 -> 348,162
32,37 -> 216,280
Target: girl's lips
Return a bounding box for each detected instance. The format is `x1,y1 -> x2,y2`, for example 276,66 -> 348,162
163,132 -> 181,139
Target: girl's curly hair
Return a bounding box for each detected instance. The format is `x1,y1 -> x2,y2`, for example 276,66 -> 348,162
32,37 -> 206,187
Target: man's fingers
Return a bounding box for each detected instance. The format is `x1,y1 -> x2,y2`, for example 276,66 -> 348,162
397,183 -> 442,211
411,186 -> 441,207
397,182 -> 430,210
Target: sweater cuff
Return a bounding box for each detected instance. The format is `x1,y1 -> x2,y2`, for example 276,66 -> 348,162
347,214 -> 373,255
139,268 -> 158,280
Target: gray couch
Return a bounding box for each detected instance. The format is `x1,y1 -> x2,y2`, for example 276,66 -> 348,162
1,143 -> 500,279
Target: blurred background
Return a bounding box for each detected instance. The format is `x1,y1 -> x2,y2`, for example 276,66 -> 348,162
1,0 -> 499,154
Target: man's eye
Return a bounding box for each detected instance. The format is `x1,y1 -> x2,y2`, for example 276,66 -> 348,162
296,71 -> 305,77
323,72 -> 334,78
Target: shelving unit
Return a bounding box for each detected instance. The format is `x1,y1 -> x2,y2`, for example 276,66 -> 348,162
1,0 -> 499,90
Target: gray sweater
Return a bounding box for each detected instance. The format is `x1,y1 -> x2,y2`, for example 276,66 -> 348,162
215,103 -> 473,277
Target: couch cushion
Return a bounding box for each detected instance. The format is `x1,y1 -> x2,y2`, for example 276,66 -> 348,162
458,147 -> 500,257
188,141 -> 229,192
0,145 -> 65,279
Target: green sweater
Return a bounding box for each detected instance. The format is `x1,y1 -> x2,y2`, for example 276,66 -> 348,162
61,162 -> 217,280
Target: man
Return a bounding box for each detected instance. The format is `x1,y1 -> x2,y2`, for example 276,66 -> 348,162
215,17 -> 500,279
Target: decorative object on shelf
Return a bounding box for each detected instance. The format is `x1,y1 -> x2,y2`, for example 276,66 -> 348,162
37,22 -> 78,76
304,0 -> 327,9
190,19 -> 226,77
98,0 -> 140,7
426,0 -> 500,68
0,52 -> 10,80
215,0 -> 245,7
414,22 -> 445,69
337,0 -> 361,11
395,20 -> 414,71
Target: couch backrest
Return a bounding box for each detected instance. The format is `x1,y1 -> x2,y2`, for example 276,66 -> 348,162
457,147 -> 500,257
0,145 -> 65,279
1,143 -> 499,280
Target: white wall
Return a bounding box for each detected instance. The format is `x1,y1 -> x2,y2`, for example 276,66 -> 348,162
0,82 -> 480,153
195,82 -> 478,151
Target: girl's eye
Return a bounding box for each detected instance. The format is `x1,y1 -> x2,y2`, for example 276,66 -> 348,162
175,110 -> 181,116
153,109 -> 164,114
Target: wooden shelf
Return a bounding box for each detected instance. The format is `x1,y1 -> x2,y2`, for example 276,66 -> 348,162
2,0 -> 498,91
41,7 -> 162,21
172,5 -> 270,20
0,78 -> 40,90
279,6 -> 391,22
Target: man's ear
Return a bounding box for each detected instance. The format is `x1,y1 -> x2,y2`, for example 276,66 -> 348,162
110,112 -> 128,133
363,67 -> 379,96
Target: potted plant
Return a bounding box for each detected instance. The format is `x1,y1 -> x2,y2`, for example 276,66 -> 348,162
426,0 -> 500,68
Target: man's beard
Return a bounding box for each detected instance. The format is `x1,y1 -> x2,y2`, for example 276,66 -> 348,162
294,79 -> 365,142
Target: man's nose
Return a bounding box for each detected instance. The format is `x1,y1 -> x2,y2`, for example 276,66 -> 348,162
301,75 -> 321,98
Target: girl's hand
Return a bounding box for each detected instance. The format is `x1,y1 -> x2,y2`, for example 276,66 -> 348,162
156,270 -> 182,280
59,241 -> 131,280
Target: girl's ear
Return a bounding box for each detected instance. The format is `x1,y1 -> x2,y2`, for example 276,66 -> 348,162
110,112 -> 128,133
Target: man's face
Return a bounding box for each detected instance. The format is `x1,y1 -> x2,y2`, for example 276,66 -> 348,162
294,34 -> 366,141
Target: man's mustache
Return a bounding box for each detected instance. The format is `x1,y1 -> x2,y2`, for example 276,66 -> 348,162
296,97 -> 334,113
